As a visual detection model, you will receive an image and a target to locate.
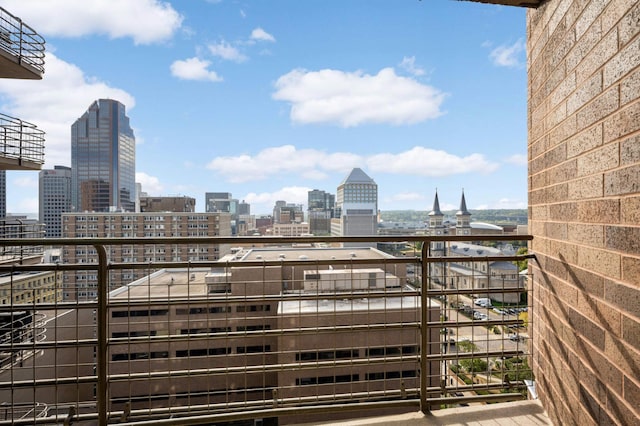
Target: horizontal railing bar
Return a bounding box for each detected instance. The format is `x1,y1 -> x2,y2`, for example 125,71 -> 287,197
0,254 -> 532,273
0,338 -> 97,351
0,302 -> 98,311
2,375 -> 97,389
427,392 -> 525,405
0,234 -> 533,247
108,356 -> 420,383
108,322 -> 419,345
426,287 -> 526,297
425,349 -> 524,361
113,388 -> 421,420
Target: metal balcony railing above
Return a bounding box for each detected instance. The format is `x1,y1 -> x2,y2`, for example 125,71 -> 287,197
0,113 -> 45,170
0,234 -> 534,425
0,6 -> 45,79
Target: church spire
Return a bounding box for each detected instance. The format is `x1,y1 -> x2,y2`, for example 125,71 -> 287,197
457,189 -> 470,216
429,190 -> 443,216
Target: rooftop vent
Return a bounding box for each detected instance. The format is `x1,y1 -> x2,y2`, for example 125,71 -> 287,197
256,255 -> 263,260
350,252 -> 356,257
299,255 -> 308,260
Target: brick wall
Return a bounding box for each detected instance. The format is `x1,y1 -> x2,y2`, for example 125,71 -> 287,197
528,1 -> 639,424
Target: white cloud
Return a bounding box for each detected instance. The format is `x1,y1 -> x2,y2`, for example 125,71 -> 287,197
207,145 -> 499,183
243,187 -> 311,212
390,192 -> 425,202
206,145 -> 362,183
170,57 -> 223,82
489,39 -> 525,68
398,56 -> 425,76
0,52 -> 135,168
2,0 -> 183,45
10,197 -> 39,213
475,198 -> 527,209
136,172 -> 164,195
208,41 -> 248,62
367,147 -> 499,177
250,28 -> 275,42
272,67 -> 446,127
505,154 -> 527,166
12,176 -> 38,188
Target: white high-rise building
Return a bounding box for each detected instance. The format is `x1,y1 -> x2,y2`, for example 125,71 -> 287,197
331,168 -> 378,245
39,166 -> 72,238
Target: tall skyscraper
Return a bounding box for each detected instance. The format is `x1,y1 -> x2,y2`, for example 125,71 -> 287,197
71,99 -> 135,212
331,168 -> 378,243
39,165 -> 72,238
308,189 -> 335,235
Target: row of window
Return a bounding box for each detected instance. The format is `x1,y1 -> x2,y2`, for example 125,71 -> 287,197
295,346 -> 417,362
111,324 -> 271,339
111,304 -> 272,318
295,370 -> 416,386
111,345 -> 272,361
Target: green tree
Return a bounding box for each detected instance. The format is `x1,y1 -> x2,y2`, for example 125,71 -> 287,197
460,358 -> 488,373
457,340 -> 478,353
516,246 -> 528,272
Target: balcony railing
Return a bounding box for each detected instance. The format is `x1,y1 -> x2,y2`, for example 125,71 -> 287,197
0,113 -> 45,170
0,6 -> 45,79
0,234 -> 534,425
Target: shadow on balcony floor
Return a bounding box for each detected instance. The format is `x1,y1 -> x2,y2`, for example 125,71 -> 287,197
301,400 -> 551,426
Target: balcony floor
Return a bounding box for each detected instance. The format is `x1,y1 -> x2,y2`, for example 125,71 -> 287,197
301,400 -> 551,426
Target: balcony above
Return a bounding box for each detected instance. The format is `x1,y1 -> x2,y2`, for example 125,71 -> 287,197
0,7 -> 45,80
0,113 -> 45,170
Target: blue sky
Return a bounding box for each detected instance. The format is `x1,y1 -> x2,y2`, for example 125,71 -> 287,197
0,0 -> 527,215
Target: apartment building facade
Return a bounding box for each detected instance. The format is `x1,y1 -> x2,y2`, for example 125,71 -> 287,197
61,212 -> 232,300
139,195 -> 196,213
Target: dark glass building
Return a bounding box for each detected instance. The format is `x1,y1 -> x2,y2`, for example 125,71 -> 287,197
71,99 -> 135,212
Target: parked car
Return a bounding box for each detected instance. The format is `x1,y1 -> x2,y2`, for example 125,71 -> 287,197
474,298 -> 492,307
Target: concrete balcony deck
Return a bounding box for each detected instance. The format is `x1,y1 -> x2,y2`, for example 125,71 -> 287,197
304,400 -> 550,426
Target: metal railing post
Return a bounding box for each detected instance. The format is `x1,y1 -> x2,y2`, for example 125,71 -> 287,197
95,244 -> 108,425
420,239 -> 430,415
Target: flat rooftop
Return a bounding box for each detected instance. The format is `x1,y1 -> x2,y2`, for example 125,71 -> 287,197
238,247 -> 394,262
109,268 -> 210,300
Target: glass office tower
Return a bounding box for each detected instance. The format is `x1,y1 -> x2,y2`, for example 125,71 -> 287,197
71,99 -> 135,212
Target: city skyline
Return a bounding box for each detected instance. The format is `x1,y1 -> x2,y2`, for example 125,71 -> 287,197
0,0 -> 527,215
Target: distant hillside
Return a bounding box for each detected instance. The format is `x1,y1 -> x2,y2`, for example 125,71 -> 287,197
380,209 -> 528,225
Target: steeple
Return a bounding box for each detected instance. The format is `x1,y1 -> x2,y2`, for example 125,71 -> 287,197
428,190 -> 444,230
456,190 -> 471,234
457,190 -> 471,216
428,190 -> 443,217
